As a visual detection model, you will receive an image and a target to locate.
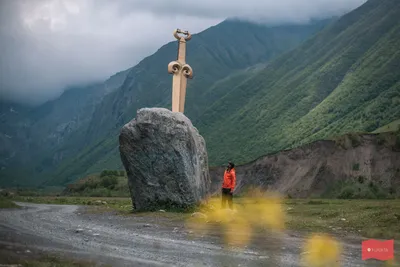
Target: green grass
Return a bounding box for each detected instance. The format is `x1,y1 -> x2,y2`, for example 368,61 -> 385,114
0,248 -> 108,267
63,170 -> 130,198
283,199 -> 400,239
14,196 -> 133,214
17,257 -> 101,267
15,196 -> 400,240
373,119 -> 400,133
0,197 -> 20,209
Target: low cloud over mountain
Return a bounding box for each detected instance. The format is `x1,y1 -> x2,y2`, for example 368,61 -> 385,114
0,0 -> 365,105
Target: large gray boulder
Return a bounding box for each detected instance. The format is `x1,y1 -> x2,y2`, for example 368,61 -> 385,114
119,108 -> 211,211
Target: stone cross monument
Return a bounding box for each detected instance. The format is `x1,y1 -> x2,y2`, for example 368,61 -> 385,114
168,29 -> 193,113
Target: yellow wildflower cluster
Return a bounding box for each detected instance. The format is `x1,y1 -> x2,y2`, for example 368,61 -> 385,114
385,258 -> 399,267
186,188 -> 286,248
186,187 -> 346,266
301,233 -> 342,267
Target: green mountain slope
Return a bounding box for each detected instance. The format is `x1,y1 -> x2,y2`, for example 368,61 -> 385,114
86,19 -> 331,141
44,19 -> 332,185
195,0 -> 400,165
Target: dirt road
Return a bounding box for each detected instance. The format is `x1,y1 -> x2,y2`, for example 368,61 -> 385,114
0,203 -> 383,266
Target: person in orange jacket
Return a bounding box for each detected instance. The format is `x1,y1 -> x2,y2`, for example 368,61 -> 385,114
221,161 -> 236,209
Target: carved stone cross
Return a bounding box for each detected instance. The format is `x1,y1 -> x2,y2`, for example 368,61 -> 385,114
168,29 -> 193,113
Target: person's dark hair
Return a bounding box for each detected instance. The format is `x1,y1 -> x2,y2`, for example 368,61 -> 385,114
228,161 -> 235,168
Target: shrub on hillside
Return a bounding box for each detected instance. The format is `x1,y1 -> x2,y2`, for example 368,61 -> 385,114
352,163 -> 360,171
64,171 -> 130,197
100,170 -> 120,177
394,134 -> 400,152
338,186 -> 355,199
376,135 -> 386,145
100,175 -> 118,189
355,188 -> 378,199
349,134 -> 361,147
337,180 -> 391,199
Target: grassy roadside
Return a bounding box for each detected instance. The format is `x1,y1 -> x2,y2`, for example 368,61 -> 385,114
9,196 -> 400,239
4,256 -> 102,267
0,245 -> 109,267
13,196 -> 133,214
0,197 -> 20,209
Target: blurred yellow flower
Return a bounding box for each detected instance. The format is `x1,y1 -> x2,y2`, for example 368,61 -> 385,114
301,233 -> 342,267
245,192 -> 285,231
185,188 -> 286,249
224,215 -> 252,247
385,258 -> 398,267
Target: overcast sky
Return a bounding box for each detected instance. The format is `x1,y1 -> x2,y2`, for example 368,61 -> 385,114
0,0 -> 366,105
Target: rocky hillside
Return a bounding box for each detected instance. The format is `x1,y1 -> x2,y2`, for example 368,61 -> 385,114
210,131 -> 400,199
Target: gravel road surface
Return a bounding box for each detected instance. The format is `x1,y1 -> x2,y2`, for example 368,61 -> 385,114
0,202 -> 384,266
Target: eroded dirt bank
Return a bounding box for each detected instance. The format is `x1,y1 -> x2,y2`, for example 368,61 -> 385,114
210,133 -> 400,197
